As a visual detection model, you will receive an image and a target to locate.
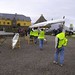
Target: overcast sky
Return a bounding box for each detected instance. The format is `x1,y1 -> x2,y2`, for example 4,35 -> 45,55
0,0 -> 75,27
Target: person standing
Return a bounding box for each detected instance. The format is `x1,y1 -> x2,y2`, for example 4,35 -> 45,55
25,30 -> 27,36
38,29 -> 45,50
30,28 -> 34,39
33,27 -> 39,44
53,29 -> 68,66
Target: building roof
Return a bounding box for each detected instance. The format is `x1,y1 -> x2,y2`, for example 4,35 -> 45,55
34,14 -> 47,24
0,13 -> 31,21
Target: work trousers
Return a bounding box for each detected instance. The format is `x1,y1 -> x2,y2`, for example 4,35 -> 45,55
39,39 -> 44,49
34,36 -> 38,44
54,47 -> 64,64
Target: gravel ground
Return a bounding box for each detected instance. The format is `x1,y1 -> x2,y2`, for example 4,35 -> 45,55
0,35 -> 75,75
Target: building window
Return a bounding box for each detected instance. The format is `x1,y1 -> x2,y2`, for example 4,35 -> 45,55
2,18 -> 5,19
3,22 -> 5,25
7,22 -> 10,25
17,23 -> 20,26
24,23 -> 26,25
7,18 -> 10,20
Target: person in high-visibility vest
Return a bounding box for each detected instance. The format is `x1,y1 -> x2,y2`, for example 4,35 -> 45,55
30,28 -> 34,39
38,29 -> 45,50
33,27 -> 39,44
53,28 -> 68,66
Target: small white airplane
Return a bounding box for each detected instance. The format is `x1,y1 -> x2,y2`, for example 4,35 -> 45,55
29,19 -> 65,28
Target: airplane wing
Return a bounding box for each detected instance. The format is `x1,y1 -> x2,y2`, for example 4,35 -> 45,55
29,19 -> 65,28
0,31 -> 14,45
0,31 -> 14,36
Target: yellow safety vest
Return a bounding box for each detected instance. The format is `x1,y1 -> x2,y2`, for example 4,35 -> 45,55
38,31 -> 45,39
30,30 -> 33,36
33,30 -> 38,37
56,32 -> 68,48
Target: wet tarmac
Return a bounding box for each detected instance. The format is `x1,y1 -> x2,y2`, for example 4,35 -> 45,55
0,36 -> 75,75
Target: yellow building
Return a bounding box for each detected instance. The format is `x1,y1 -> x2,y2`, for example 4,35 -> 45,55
0,19 -> 12,26
0,13 -> 31,31
17,20 -> 31,26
